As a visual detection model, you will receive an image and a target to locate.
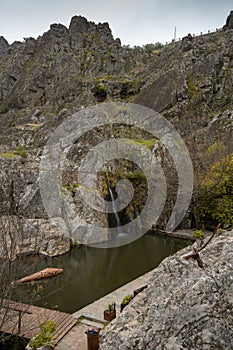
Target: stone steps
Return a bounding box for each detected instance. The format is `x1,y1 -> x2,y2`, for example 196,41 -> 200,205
79,316 -> 106,328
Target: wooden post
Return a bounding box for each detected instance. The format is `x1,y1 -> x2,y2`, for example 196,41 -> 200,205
18,310 -> 22,334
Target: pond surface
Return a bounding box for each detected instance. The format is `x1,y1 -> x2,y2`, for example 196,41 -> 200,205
10,232 -> 190,313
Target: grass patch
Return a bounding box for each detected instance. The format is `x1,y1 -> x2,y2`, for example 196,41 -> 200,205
0,152 -> 18,159
0,144 -> 27,159
14,144 -> 27,158
126,138 -> 156,150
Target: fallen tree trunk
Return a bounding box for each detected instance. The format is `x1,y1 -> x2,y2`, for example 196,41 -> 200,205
14,268 -> 63,283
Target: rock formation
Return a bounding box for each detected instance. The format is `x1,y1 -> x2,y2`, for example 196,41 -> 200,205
224,10 -> 233,29
0,12 -> 233,257
0,36 -> 9,61
0,15 -> 128,114
180,33 -> 193,52
99,230 -> 233,350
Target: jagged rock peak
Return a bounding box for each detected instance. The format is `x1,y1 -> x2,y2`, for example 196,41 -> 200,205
69,15 -> 92,33
0,36 -> 9,47
50,23 -> 68,35
68,15 -> 113,39
224,10 -> 233,29
0,36 -> 9,60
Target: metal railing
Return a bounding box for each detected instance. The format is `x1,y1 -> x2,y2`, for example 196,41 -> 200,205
165,27 -> 223,45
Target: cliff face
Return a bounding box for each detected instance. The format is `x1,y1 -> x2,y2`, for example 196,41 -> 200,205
0,16 -> 128,114
99,231 -> 233,350
0,13 -> 233,257
135,29 -> 233,139
0,16 -> 132,258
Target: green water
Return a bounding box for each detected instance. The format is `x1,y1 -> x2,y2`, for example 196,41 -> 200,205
10,232 -> 189,313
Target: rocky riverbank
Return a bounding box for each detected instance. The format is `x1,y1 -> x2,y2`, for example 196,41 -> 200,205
99,230 -> 233,350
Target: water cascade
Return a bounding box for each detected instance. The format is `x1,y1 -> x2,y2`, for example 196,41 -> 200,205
108,186 -> 121,228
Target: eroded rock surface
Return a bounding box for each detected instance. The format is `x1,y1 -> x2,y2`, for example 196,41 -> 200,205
0,216 -> 70,259
0,13 -> 233,257
100,231 -> 233,350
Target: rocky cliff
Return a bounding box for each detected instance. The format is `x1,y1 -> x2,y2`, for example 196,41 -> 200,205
0,13 -> 233,257
0,15 -> 132,258
0,16 -> 128,114
99,230 -> 233,350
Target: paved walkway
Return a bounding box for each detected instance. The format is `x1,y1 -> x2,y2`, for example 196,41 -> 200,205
73,269 -> 153,322
55,322 -> 87,350
54,230 -> 206,349
55,269 -> 154,349
153,229 -> 212,241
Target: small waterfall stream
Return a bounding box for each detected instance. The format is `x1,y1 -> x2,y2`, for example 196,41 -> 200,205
108,186 -> 121,228
105,176 -> 129,248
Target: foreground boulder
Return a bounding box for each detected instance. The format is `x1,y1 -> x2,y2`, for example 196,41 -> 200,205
100,231 -> 233,350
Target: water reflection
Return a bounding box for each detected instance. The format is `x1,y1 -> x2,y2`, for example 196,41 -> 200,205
7,232 -> 189,313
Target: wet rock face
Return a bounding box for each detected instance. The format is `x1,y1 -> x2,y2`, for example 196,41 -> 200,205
99,231 -> 233,350
0,153 -> 108,257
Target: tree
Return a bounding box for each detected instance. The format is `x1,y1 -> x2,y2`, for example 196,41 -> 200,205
191,141 -> 233,229
0,216 -> 42,348
200,153 -> 233,225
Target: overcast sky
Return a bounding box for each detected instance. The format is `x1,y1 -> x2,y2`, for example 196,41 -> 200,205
0,0 -> 232,46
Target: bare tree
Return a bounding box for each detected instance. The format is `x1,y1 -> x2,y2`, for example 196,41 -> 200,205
0,216 -> 39,347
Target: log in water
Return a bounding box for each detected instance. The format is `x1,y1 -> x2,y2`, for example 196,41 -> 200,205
7,232 -> 190,313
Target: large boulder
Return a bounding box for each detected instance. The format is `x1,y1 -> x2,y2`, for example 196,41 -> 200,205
180,33 -> 193,52
134,68 -> 184,112
0,216 -> 71,259
99,231 -> 233,350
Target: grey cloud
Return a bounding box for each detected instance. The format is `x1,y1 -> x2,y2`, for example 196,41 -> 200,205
0,0 -> 232,45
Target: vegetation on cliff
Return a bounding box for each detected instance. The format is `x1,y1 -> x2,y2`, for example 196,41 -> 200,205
0,12 -> 232,258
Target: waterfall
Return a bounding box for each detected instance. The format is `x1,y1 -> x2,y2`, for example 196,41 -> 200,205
108,186 -> 121,228
105,174 -> 129,247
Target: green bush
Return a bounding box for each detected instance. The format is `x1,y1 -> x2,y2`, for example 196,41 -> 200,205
192,229 -> 205,240
121,295 -> 132,305
28,320 -> 56,349
216,228 -> 223,235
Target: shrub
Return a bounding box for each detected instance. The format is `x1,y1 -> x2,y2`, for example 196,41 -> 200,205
121,295 -> 133,305
28,320 -> 56,349
192,229 -> 205,240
